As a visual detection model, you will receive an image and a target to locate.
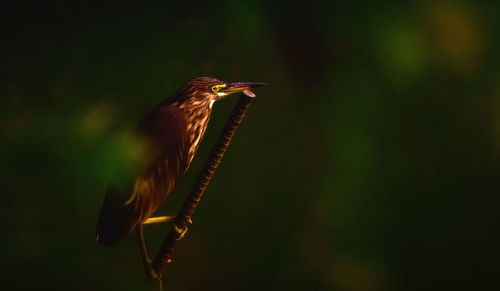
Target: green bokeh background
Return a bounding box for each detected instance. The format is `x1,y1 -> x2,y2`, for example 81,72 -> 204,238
1,0 -> 499,290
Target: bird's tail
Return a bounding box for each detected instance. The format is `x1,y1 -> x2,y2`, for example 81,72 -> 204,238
96,188 -> 141,246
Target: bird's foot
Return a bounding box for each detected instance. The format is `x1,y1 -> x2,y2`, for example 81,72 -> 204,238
172,219 -> 192,240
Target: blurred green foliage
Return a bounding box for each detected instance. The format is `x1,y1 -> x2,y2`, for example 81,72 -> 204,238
1,0 -> 499,290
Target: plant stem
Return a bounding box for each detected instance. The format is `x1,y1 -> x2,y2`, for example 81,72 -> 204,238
150,90 -> 257,281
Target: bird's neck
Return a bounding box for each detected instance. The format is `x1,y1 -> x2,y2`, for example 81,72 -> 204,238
180,100 -> 214,165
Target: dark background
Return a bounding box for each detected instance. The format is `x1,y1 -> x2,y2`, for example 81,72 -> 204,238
1,0 -> 499,290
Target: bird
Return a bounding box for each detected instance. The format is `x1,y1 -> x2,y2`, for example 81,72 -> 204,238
96,77 -> 264,246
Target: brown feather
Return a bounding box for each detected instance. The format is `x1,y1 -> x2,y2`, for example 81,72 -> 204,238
96,77 -> 222,246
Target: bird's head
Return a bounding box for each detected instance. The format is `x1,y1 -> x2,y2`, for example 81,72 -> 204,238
170,77 -> 265,106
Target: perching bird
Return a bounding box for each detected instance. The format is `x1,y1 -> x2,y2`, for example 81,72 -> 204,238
96,77 -> 264,246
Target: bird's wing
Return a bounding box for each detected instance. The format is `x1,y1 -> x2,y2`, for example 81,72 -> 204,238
96,104 -> 189,246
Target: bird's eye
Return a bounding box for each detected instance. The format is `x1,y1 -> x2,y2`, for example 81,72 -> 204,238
211,86 -> 218,92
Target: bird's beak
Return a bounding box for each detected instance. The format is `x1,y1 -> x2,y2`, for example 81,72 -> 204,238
220,82 -> 266,95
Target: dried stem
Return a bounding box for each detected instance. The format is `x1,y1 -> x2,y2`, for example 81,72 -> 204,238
149,90 -> 257,283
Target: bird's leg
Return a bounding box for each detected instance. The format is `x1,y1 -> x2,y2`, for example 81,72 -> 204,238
143,215 -> 192,226
136,224 -> 156,278
143,215 -> 177,225
143,215 -> 192,240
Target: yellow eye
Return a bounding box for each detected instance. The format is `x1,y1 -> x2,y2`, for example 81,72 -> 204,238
211,86 -> 218,92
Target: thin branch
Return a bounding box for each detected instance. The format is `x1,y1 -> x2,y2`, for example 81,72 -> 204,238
136,225 -> 152,276
136,225 -> 163,290
149,90 -> 257,282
